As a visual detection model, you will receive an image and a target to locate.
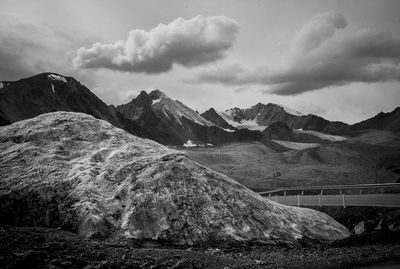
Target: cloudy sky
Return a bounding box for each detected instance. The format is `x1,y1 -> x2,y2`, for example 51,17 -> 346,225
1,0 -> 400,123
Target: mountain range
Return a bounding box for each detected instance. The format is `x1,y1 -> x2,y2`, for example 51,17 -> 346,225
1,72 -> 400,191
1,72 -> 399,148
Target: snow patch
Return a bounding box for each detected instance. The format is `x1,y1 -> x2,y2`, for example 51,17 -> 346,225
183,140 -> 212,147
237,119 -> 266,131
218,112 -> 266,131
183,140 -> 200,147
221,127 -> 235,132
48,74 -> 67,82
294,129 -> 346,142
0,82 -> 3,89
152,98 -> 161,105
272,140 -> 320,150
51,83 -> 55,94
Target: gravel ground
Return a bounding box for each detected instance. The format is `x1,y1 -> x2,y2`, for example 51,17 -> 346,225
0,226 -> 399,269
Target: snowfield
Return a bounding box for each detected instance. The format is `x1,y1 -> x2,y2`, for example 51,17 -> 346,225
183,140 -> 199,147
294,129 -> 346,142
272,139 -> 320,150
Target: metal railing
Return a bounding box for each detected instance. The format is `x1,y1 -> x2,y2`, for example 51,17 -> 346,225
258,183 -> 400,208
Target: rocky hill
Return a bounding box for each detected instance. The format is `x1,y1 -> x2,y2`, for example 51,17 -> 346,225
0,112 -> 350,245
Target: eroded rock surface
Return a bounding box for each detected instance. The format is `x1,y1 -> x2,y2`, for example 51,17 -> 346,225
0,112 -> 350,245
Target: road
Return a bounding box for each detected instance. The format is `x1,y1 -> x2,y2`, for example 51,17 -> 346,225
263,193 -> 400,207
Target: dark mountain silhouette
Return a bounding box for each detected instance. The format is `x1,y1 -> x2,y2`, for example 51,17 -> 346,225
0,73 -> 149,137
351,107 -> 400,134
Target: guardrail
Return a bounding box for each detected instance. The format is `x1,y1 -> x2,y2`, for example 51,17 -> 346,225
258,183 -> 400,208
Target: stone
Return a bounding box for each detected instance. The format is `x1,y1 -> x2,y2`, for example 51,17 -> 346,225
374,219 -> 383,231
354,221 -> 365,235
0,112 -> 350,246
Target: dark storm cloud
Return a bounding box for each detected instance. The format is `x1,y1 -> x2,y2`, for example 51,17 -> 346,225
0,26 -> 48,80
0,19 -> 92,81
0,43 -> 36,80
73,15 -> 239,74
190,11 -> 400,95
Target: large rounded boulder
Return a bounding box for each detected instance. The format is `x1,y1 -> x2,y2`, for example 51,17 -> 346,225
0,112 -> 350,245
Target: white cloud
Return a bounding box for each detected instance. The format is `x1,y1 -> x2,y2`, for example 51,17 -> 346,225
73,15 -> 239,74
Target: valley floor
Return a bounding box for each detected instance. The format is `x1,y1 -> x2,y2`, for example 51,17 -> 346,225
0,226 -> 399,269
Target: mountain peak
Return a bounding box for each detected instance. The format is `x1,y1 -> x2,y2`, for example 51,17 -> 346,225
206,107 -> 217,113
252,102 -> 265,108
149,89 -> 166,99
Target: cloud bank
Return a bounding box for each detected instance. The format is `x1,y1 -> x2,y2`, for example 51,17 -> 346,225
73,15 -> 239,74
191,11 -> 400,95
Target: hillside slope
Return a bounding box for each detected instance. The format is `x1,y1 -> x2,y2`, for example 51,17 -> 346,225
351,107 -> 400,134
0,112 -> 349,245
185,141 -> 399,191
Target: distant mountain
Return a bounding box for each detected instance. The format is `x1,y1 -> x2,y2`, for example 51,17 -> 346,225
351,107 -> 400,134
116,90 -> 267,145
212,103 -> 350,134
0,73 -> 149,137
201,108 -> 236,131
2,73 -> 398,148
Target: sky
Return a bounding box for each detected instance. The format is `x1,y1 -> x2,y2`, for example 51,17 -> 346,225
1,0 -> 400,124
